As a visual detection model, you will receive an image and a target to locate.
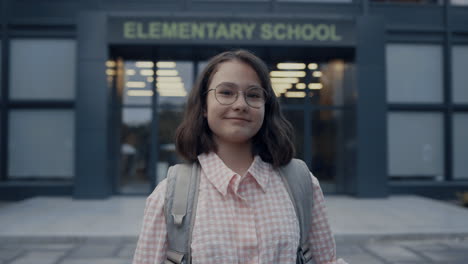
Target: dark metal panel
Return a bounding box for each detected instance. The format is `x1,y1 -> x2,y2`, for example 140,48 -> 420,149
390,181 -> 468,200
355,15 -> 387,197
450,7 -> 468,33
8,101 -> 74,109
99,0 -> 183,11
7,30 -> 75,38
388,104 -> 447,111
188,2 -> 273,13
273,2 -> 361,15
370,4 -> 444,29
7,0 -> 96,24
1,0 -> 9,182
0,181 -> 73,201
75,12 -> 112,199
452,32 -> 468,44
386,30 -> 444,43
78,13 -> 107,60
443,2 -> 453,183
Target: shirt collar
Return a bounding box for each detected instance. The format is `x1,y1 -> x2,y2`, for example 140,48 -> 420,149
197,152 -> 272,196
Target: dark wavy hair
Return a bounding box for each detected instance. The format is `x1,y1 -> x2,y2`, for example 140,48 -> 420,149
175,50 -> 295,168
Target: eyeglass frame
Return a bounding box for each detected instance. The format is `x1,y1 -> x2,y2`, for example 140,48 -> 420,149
205,86 -> 268,109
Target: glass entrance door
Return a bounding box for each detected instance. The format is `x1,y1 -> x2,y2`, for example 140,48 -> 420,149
115,58 -> 194,194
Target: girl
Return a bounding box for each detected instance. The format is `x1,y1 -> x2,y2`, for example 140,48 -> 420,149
133,50 -> 347,264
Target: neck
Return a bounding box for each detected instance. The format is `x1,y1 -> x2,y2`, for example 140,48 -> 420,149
214,138 -> 254,176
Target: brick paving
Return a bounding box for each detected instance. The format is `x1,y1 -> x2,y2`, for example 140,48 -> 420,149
1,236 -> 467,264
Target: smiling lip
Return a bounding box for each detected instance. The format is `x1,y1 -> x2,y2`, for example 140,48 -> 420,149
226,117 -> 250,122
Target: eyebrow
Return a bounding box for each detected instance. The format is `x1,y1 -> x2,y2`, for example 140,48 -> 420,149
215,82 -> 263,89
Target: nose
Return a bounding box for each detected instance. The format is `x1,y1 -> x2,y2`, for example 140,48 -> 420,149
232,91 -> 249,111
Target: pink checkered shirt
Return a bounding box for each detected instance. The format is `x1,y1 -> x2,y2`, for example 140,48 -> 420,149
133,152 -> 347,264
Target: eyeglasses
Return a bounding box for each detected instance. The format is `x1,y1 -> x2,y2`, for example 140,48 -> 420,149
207,86 -> 267,109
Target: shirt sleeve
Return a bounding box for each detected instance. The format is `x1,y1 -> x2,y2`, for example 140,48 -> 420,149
132,179 -> 168,264
308,173 -> 348,264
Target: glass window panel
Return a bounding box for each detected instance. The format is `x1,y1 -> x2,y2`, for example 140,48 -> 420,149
372,0 -> 441,3
272,60 -> 354,106
123,61 -> 153,106
279,0 -> 351,2
197,61 -> 208,77
283,110 -> 304,161
8,110 -> 74,179
157,61 -> 193,108
0,41 -> 2,98
120,107 -> 152,194
451,0 -> 468,5
312,61 -> 356,107
386,44 -> 443,103
157,106 -> 184,184
9,39 -> 76,100
452,46 -> 468,104
453,114 -> 468,179
311,110 -> 352,190
388,112 -> 444,180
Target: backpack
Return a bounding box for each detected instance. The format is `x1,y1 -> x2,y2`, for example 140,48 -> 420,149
163,159 -> 315,264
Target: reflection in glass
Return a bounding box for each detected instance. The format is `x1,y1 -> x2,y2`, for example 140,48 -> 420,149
273,60 -> 354,106
311,110 -> 354,192
452,46 -> 468,103
157,107 -> 185,184
156,61 -> 193,184
283,111 -> 304,161
157,61 -> 193,107
453,114 -> 468,180
123,61 -> 153,106
386,44 -> 443,103
9,110 -> 74,179
452,0 -> 468,5
371,0 -> 440,3
120,108 -> 152,194
388,112 -> 444,180
9,39 -> 76,100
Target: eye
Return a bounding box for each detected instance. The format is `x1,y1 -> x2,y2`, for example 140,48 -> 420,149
246,88 -> 264,99
217,88 -> 235,97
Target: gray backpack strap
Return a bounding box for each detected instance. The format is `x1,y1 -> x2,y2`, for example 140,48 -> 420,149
164,163 -> 201,264
279,159 -> 315,264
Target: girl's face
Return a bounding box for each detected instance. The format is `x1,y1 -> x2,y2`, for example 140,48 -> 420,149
204,60 -> 265,147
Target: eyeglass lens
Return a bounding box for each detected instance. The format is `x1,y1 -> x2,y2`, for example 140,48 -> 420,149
215,86 -> 266,108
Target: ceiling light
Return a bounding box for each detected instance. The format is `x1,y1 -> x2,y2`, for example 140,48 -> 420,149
157,77 -> 182,82
270,71 -> 306,78
285,91 -> 306,98
296,83 -> 306,89
106,61 -> 116,68
128,90 -> 154,96
158,91 -> 187,97
277,63 -> 306,70
140,70 -> 154,76
135,61 -> 154,68
157,61 -> 176,68
312,71 -> 322,78
309,83 -> 323,89
271,78 -> 300,84
126,81 -> 146,88
106,69 -> 116,76
308,63 -> 318,70
156,83 -> 185,89
156,70 -> 179,76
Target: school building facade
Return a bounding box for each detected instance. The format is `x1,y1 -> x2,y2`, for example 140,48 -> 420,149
0,0 -> 467,200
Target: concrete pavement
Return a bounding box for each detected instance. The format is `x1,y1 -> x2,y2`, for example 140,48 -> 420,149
0,195 -> 468,263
